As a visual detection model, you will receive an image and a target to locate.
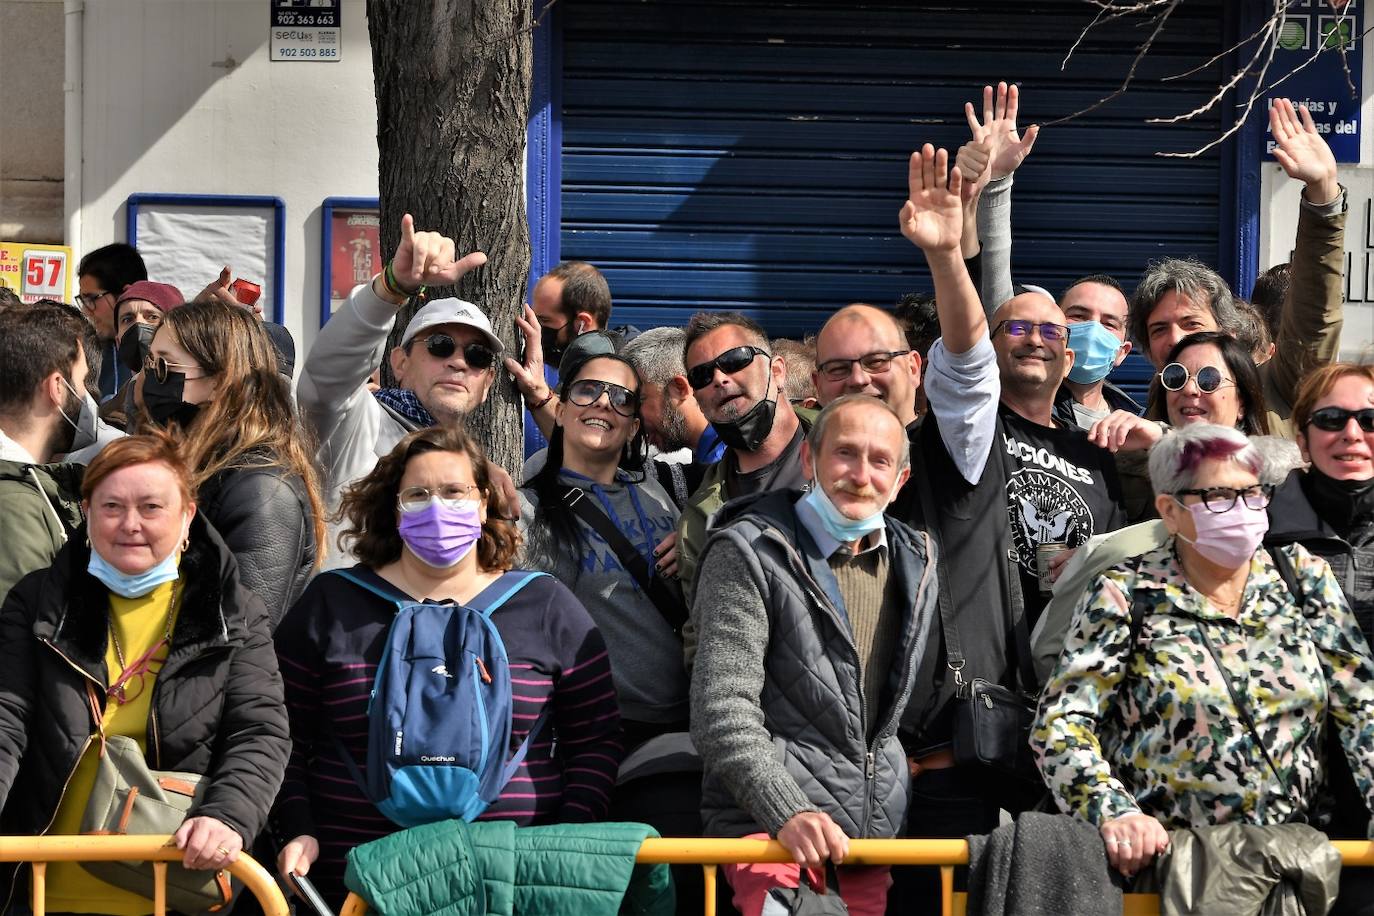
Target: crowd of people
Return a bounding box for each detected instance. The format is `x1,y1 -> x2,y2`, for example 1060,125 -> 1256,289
0,83 -> 1369,916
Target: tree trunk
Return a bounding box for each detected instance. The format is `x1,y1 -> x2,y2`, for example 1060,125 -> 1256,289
366,0 -> 532,476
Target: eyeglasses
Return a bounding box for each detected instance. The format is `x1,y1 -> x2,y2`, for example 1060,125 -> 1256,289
77,290 -> 111,311
1308,406 -> 1374,434
817,349 -> 912,382
1159,363 -> 1235,393
566,378 -> 639,417
686,345 -> 769,390
419,333 -> 496,370
397,483 -> 482,513
1174,484 -> 1274,513
991,319 -> 1069,343
143,353 -> 206,383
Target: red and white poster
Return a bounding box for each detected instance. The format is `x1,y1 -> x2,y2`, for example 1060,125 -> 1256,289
329,208 -> 380,310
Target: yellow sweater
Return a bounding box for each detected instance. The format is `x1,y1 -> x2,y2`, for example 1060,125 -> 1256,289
47,580 -> 181,915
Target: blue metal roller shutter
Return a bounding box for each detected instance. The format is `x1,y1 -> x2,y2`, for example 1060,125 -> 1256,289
556,0 -> 1233,345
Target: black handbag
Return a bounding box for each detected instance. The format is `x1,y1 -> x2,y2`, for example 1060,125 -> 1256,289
914,422 -> 1043,795
762,862 -> 850,915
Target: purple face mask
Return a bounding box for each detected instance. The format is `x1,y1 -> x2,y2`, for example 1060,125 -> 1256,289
1176,498 -> 1270,568
398,498 -> 483,568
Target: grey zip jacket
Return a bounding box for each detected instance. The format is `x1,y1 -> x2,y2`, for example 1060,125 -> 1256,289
689,488 -> 940,839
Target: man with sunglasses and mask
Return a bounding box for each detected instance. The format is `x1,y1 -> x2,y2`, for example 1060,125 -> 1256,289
0,303 -> 104,604
675,311 -> 810,643
300,214 -> 494,564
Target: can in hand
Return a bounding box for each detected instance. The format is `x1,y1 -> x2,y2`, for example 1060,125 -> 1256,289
1035,541 -> 1068,595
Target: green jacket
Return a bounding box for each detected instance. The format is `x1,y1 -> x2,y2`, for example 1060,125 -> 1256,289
0,459 -> 84,606
344,820 -> 673,916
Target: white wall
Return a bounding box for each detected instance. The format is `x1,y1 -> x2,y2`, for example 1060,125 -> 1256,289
74,0 -> 379,354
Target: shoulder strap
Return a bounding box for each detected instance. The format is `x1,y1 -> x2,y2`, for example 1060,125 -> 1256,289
1269,545 -> 1303,605
498,706 -> 553,788
910,448 -> 966,683
468,570 -> 546,619
994,417 -> 1038,694
328,568 -> 408,607
560,486 -> 688,634
1192,622 -> 1288,795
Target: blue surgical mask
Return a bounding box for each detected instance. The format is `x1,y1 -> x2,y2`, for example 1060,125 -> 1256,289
1066,321 -> 1123,385
800,481 -> 886,544
86,520 -> 187,598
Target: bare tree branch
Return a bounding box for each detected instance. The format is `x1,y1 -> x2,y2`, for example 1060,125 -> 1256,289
1041,0 -> 1182,129
1052,0 -> 1361,159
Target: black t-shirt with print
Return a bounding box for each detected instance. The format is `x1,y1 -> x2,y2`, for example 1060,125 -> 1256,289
998,408 -> 1126,625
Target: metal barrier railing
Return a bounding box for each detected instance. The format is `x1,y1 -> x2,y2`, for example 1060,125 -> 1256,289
0,835 -> 289,916
337,836 -> 1374,916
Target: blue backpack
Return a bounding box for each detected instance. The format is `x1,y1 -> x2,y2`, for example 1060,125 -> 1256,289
329,568 -> 551,828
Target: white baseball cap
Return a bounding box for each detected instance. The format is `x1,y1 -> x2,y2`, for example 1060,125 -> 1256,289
400,297 -> 503,353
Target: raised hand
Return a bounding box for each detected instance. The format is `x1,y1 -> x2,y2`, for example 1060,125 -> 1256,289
503,303 -> 551,399
1270,98 -> 1339,203
899,144 -> 964,253
388,213 -> 488,296
965,82 -> 1040,181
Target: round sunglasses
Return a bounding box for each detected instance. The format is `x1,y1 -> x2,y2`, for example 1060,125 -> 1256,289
686,345 -> 769,391
1308,406 -> 1374,434
418,333 -> 496,370
566,378 -> 639,417
143,353 -> 206,383
1159,363 -> 1235,393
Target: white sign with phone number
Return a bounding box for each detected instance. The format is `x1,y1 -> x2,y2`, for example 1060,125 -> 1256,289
270,0 -> 341,62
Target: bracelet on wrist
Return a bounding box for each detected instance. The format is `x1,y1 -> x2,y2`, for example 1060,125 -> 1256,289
527,389 -> 555,410
383,260 -> 427,301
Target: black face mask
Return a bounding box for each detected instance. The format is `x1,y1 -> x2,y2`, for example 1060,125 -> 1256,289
541,324 -> 569,365
141,370 -> 202,429
711,374 -> 778,452
116,324 -> 157,375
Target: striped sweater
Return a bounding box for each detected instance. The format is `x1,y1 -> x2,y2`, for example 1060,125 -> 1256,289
271,565 -> 623,905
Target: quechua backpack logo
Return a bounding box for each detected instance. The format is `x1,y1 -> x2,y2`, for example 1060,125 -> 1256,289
328,568 -> 551,828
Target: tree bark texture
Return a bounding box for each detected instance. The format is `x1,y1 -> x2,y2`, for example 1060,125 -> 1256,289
367,0 -> 532,476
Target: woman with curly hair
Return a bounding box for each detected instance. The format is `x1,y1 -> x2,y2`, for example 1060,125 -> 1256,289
270,425 -> 622,906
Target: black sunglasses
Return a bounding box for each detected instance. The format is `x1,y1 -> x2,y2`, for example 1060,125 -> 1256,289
566,378 -> 639,417
1159,363 -> 1234,394
686,345 -> 769,391
991,319 -> 1069,343
419,333 -> 495,370
1308,406 -> 1374,434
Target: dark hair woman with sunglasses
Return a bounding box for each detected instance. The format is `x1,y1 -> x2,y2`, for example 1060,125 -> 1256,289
136,300 -> 326,628
1087,331 -> 1270,521
519,352 -> 688,751
1266,364 -> 1374,902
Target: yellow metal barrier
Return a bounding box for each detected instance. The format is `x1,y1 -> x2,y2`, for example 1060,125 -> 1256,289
338,836 -> 1374,916
0,835 -> 289,916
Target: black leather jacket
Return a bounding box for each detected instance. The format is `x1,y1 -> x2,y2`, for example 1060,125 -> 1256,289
198,464 -> 318,631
